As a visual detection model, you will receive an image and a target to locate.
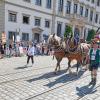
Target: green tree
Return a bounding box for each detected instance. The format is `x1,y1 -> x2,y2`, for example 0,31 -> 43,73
64,25 -> 73,38
86,29 -> 95,42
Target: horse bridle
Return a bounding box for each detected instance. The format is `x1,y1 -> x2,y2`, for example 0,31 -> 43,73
67,38 -> 79,53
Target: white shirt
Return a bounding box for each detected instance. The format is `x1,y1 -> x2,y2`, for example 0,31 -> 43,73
27,47 -> 35,56
19,46 -> 23,54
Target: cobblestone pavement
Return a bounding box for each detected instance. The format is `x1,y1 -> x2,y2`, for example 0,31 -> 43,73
0,56 -> 100,100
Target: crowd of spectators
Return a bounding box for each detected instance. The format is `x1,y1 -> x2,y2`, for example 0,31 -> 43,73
0,40 -> 51,59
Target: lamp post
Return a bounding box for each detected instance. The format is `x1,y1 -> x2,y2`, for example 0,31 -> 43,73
13,33 -> 16,52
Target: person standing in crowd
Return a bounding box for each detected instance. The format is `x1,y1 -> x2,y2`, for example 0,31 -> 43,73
41,43 -> 44,55
19,44 -> 23,56
26,43 -> 35,67
9,44 -> 12,57
0,41 -> 2,59
0,41 -> 4,59
74,33 -> 80,45
86,39 -> 100,86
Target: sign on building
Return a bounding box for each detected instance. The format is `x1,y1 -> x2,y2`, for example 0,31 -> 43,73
16,35 -> 20,42
2,32 -> 6,43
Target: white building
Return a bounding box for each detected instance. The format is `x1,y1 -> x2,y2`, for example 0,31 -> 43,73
0,0 -> 100,43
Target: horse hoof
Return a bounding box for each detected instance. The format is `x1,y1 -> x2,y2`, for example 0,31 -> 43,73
76,72 -> 78,76
84,68 -> 88,71
54,71 -> 57,75
58,70 -> 60,73
69,72 -> 73,74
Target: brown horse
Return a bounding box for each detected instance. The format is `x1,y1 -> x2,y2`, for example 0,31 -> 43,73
48,34 -> 90,74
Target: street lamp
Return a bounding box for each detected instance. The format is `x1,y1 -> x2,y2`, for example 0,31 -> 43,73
13,33 -> 16,51
13,28 -> 20,54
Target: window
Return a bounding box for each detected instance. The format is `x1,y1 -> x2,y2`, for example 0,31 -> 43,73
46,0 -> 52,9
91,0 -> 94,3
57,22 -> 62,37
23,0 -> 30,3
34,33 -> 40,43
58,0 -> 64,12
80,6 -> 83,16
97,0 -> 100,6
99,18 -> 100,24
22,33 -> 29,41
8,32 -> 16,40
85,8 -> 89,17
90,10 -> 93,21
23,15 -> 30,24
8,11 -> 17,22
45,20 -> 50,28
74,4 -> 78,14
35,0 -> 41,6
95,13 -> 99,23
66,1 -> 71,14
35,18 -> 41,26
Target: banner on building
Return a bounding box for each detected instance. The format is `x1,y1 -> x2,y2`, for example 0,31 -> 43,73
16,35 -> 20,42
2,32 -> 6,43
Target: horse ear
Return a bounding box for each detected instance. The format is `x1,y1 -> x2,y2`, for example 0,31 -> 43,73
53,33 -> 55,37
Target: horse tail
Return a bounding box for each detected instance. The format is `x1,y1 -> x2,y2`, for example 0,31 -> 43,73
79,45 -> 84,65
52,55 -> 55,60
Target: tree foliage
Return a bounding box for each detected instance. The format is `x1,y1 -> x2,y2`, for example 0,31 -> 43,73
86,29 -> 96,42
64,25 -> 73,37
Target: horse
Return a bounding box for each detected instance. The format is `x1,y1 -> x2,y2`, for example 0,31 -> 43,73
48,34 -> 90,74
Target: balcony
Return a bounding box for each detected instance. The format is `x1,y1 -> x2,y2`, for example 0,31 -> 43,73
70,14 -> 88,22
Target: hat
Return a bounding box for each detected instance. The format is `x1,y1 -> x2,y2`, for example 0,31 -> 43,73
91,38 -> 99,44
95,34 -> 100,40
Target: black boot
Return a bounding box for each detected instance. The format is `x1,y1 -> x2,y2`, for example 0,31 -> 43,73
89,78 -> 93,85
92,78 -> 96,86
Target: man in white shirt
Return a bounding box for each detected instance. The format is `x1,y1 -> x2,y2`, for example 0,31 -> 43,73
26,44 -> 35,66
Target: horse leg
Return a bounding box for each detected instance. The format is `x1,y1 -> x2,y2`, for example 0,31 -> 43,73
55,57 -> 60,74
52,55 -> 54,60
80,60 -> 83,71
67,60 -> 72,74
55,62 -> 59,73
76,61 -> 80,75
58,58 -> 62,71
83,57 -> 88,70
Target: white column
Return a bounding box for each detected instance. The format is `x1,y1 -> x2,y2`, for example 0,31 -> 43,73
71,0 -> 74,14
81,27 -> 84,39
92,9 -> 95,25
51,0 -> 56,34
77,2 -> 80,15
73,25 -> 75,36
83,5 -> 85,17
88,7 -> 90,22
63,0 -> 66,16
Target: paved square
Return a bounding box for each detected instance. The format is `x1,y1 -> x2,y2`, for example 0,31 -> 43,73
0,56 -> 100,100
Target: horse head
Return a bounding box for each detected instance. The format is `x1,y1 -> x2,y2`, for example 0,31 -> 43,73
48,34 -> 62,49
67,37 -> 79,52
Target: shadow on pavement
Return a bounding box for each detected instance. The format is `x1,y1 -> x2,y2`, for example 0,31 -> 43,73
15,65 -> 32,69
26,69 -> 67,83
76,85 -> 97,97
26,68 -> 86,88
45,70 -> 85,88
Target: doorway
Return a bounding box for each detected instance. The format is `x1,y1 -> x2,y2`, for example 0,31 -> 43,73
74,28 -> 80,37
34,33 -> 40,43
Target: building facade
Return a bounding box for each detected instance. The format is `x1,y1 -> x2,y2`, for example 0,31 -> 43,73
0,0 -> 100,43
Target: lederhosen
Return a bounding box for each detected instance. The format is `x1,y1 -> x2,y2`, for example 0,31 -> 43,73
89,49 -> 100,71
